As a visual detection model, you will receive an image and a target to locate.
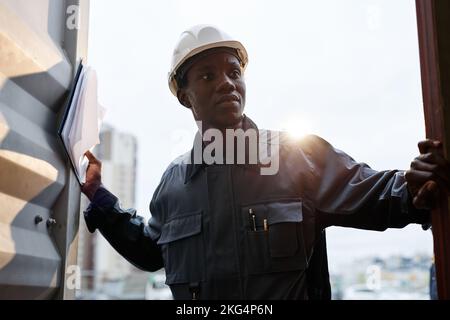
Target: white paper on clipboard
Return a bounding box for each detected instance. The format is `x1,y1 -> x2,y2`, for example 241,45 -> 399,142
59,64 -> 106,184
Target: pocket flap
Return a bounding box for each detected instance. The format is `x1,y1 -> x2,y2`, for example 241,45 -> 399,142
157,212 -> 202,245
266,201 -> 303,225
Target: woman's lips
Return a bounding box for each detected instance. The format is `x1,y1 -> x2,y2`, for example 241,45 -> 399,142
217,100 -> 241,112
216,94 -> 240,104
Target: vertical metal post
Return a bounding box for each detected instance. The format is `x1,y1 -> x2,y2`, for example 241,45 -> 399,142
415,0 -> 450,299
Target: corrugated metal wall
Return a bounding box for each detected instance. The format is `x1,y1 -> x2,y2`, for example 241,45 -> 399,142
0,0 -> 89,299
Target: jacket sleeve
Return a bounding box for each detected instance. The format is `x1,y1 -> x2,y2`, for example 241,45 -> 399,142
301,135 -> 431,231
83,186 -> 164,272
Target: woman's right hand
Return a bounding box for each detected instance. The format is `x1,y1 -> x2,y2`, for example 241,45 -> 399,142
81,150 -> 103,201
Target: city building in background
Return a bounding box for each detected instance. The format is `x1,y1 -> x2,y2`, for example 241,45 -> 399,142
76,124 -> 168,299
330,253 -> 432,300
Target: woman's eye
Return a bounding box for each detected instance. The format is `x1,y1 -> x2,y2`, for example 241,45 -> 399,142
202,73 -> 213,80
230,70 -> 241,78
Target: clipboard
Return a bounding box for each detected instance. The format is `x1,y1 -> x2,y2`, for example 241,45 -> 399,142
57,60 -> 103,185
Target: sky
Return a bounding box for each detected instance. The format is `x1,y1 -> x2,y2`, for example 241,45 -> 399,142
87,0 -> 433,268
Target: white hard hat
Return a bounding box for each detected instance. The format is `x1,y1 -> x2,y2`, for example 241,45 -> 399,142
168,24 -> 249,96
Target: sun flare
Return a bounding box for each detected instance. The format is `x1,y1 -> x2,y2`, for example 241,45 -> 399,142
282,117 -> 314,139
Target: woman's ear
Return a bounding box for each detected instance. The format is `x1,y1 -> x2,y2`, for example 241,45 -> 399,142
177,89 -> 191,109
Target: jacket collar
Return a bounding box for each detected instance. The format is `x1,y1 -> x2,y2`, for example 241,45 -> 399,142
184,115 -> 261,184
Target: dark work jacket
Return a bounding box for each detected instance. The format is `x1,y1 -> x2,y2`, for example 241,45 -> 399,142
84,116 -> 430,300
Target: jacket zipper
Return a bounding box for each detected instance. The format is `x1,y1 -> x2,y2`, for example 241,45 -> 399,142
228,165 -> 245,299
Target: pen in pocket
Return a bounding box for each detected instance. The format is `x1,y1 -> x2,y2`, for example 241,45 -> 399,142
249,208 -> 256,231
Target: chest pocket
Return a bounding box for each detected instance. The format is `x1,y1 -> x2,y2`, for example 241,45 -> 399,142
242,200 -> 307,275
157,211 -> 205,285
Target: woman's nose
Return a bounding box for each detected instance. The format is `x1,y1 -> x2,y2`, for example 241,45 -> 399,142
217,74 -> 236,93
